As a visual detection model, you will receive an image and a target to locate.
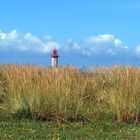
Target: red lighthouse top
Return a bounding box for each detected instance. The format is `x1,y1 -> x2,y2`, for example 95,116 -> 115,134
51,48 -> 59,58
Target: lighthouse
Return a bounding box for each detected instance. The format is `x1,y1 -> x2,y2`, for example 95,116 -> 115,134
51,48 -> 59,68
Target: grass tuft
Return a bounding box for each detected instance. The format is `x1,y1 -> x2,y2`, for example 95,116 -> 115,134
0,64 -> 140,123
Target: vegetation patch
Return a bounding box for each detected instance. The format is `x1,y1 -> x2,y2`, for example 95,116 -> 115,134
0,65 -> 140,124
0,118 -> 140,140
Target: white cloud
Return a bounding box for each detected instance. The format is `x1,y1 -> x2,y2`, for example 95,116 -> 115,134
65,39 -> 80,51
135,45 -> 140,55
24,33 -> 41,44
0,30 -> 140,66
0,32 -> 6,40
83,34 -> 128,56
85,34 -> 115,43
41,41 -> 60,53
44,35 -> 52,40
0,30 -> 60,53
7,29 -> 19,41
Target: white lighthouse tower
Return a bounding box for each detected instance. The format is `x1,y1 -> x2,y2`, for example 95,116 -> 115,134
51,48 -> 59,68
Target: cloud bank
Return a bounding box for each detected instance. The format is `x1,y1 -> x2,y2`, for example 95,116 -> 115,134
0,30 -> 140,67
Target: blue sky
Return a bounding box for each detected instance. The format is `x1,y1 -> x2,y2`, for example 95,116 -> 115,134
0,0 -> 140,67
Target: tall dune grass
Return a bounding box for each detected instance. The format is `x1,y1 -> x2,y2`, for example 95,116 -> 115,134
0,64 -> 140,123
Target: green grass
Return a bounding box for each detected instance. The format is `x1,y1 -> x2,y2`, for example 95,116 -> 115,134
0,118 -> 140,140
1,65 -> 140,139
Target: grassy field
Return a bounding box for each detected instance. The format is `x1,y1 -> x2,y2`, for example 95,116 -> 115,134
0,64 -> 140,139
0,117 -> 140,140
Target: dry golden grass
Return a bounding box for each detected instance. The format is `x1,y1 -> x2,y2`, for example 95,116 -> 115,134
0,64 -> 140,123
